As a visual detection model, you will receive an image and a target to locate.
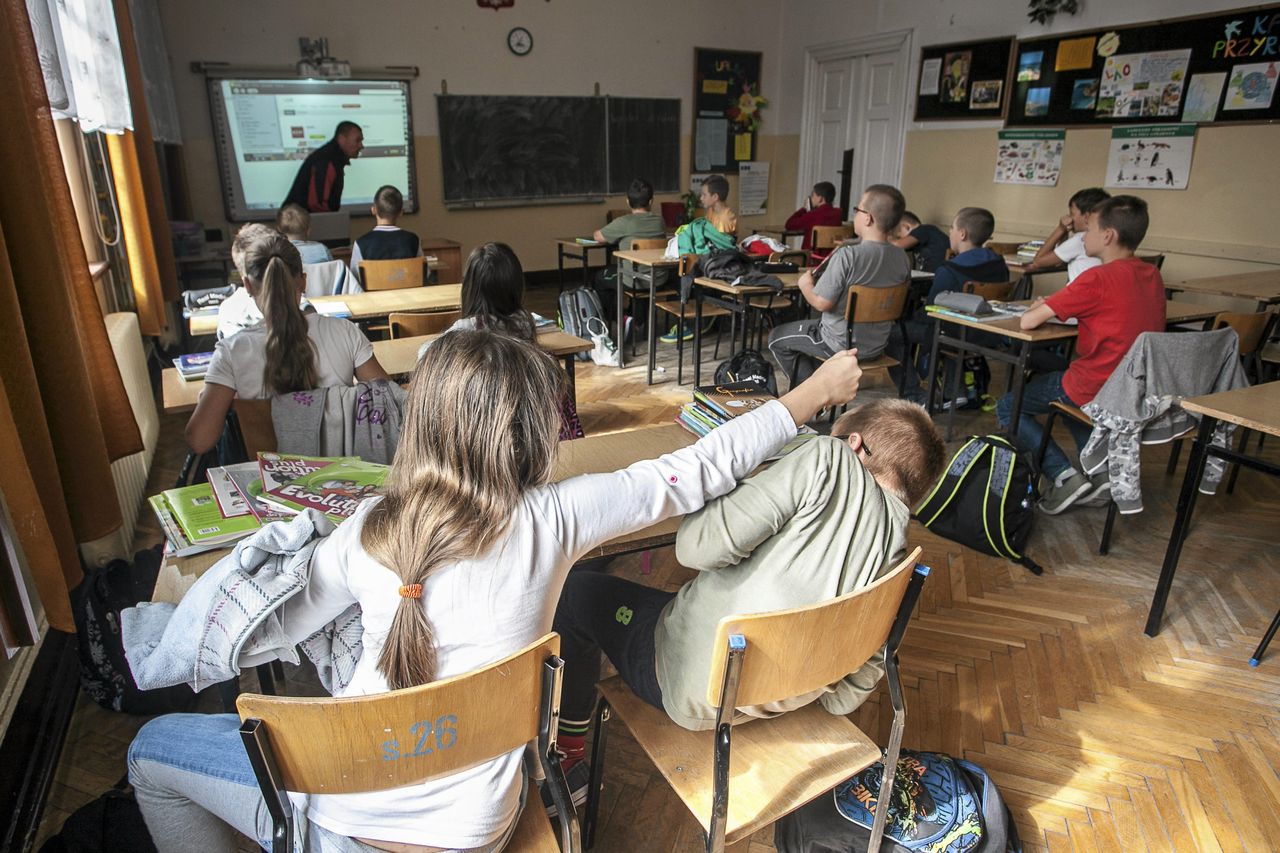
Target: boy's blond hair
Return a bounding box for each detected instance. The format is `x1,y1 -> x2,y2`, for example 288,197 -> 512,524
275,204 -> 311,240
832,399 -> 946,508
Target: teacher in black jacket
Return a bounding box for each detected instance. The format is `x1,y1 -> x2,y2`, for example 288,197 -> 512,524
283,121 -> 364,212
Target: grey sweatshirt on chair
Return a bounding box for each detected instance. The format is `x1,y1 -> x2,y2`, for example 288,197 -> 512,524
1079,328 -> 1248,514
271,379 -> 407,462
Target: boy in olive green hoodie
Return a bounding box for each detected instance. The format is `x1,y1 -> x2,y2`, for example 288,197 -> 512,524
550,398 -> 946,801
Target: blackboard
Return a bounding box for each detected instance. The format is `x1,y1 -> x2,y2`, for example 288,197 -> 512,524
1008,4 -> 1280,126
608,98 -> 680,194
914,37 -> 1015,120
693,48 -> 765,171
437,96 -> 681,206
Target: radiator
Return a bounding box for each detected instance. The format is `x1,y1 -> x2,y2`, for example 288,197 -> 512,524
78,313 -> 158,566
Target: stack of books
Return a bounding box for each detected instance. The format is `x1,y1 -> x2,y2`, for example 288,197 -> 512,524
1016,240 -> 1044,262
149,453 -> 391,556
173,352 -> 214,381
676,381 -> 774,437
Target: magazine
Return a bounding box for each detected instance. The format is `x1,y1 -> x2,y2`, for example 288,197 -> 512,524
257,453 -> 355,493
173,352 -> 214,380
258,458 -> 390,521
692,381 -> 775,421
207,464 -> 253,517
150,484 -> 260,555
224,462 -> 292,523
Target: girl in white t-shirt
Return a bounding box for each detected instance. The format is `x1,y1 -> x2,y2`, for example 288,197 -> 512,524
130,330 -> 865,852
186,227 -> 389,453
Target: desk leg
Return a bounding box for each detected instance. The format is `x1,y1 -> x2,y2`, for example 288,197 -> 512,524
646,269 -> 659,385
925,323 -> 942,414
558,245 -> 566,292
1146,415 -> 1216,637
1005,340 -> 1032,441
563,355 -> 577,407
615,256 -> 626,369
693,291 -> 705,387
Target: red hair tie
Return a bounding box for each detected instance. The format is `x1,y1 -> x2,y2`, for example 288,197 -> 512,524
398,583 -> 422,599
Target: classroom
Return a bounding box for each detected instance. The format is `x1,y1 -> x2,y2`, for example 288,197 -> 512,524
2,0 -> 1278,851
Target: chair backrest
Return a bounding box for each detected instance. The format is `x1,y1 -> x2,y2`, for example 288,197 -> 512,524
389,310 -> 461,339
706,548 -> 922,708
626,237 -> 668,252
606,208 -> 630,223
845,280 -> 912,325
678,252 -> 700,277
360,258 -> 423,291
962,280 -> 1014,302
985,241 -> 1021,258
1138,253 -> 1165,270
810,225 -> 855,251
237,634 -> 560,794
302,261 -> 352,298
232,399 -> 277,457
1212,310 -> 1272,356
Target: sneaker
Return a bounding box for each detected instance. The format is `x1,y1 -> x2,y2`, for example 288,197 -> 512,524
659,322 -> 694,344
622,315 -> 634,343
1078,470 -> 1112,507
1039,471 -> 1092,515
542,760 -> 591,817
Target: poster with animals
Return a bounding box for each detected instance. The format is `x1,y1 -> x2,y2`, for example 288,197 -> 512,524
994,129 -> 1065,186
1106,124 -> 1195,190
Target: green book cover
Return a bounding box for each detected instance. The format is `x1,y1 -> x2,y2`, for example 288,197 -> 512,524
259,458 -> 389,521
160,483 -> 261,544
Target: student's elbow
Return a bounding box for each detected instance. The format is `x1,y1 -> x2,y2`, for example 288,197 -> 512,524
592,229 -> 608,243
809,293 -> 837,313
184,416 -> 220,455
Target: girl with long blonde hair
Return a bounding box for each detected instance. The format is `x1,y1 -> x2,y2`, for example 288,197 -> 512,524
134,330 -> 863,852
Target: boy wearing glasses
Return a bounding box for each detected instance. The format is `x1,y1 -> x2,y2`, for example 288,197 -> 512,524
549,399 -> 946,801
769,184 -> 912,387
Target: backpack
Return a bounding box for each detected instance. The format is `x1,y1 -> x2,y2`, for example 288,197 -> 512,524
39,779 -> 157,853
73,546 -> 197,714
558,286 -> 609,361
699,248 -> 753,283
714,349 -> 777,396
914,436 -> 1042,575
774,751 -> 1021,853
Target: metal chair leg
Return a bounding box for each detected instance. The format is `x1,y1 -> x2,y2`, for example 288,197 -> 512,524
1035,408 -> 1060,479
583,697 -> 611,850
867,650 -> 907,853
1167,438 -> 1183,475
1099,500 -> 1118,555
1250,609 -> 1280,667
1227,428 -> 1249,494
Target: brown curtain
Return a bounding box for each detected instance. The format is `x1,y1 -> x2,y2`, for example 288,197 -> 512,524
0,4 -> 145,632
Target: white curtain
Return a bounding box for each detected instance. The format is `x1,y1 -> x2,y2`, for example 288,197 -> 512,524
128,0 -> 181,143
25,0 -> 133,134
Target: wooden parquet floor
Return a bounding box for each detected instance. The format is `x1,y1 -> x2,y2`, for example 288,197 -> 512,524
35,293 -> 1280,851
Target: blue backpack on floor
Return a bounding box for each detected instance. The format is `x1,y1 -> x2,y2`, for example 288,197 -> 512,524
774,750 -> 1021,853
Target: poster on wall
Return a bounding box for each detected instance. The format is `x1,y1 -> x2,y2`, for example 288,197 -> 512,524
737,161 -> 770,215
1105,124 -> 1195,190
994,129 -> 1065,186
1097,49 -> 1191,118
1223,61 -> 1278,111
693,48 -> 765,171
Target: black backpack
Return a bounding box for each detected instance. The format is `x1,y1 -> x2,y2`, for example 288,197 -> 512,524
700,248 -> 753,282
39,779 -> 156,853
914,436 -> 1042,575
774,751 -> 1021,853
73,545 -> 197,714
714,349 -> 777,396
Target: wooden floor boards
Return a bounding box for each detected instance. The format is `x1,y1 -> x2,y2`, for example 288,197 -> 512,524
33,294 -> 1280,850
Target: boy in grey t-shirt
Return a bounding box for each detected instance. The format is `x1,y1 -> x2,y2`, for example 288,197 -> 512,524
769,184 -> 911,387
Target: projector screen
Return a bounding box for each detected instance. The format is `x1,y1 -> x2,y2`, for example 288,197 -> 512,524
208,77 -> 417,221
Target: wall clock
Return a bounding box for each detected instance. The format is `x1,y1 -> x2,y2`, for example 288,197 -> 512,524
507,27 -> 533,56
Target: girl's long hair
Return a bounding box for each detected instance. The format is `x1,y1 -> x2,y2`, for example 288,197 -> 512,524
460,242 -> 535,342
361,330 -> 566,689
237,226 -> 316,394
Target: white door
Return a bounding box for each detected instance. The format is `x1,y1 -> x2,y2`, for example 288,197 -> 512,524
848,51 -> 907,192
806,57 -> 855,204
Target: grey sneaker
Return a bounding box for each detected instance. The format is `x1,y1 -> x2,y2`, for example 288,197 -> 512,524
1039,471 -> 1091,515
542,760 -> 591,817
1079,470 -> 1112,507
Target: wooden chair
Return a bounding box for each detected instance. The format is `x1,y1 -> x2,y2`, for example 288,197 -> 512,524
388,310 -> 461,339
1138,253 -> 1166,270
605,208 -> 630,223
238,633 -> 580,853
747,250 -> 809,349
1210,310 -> 1276,491
808,225 -> 854,262
359,257 -> 424,291
231,399 -> 277,459
961,280 -> 1014,302
985,241 -> 1022,259
654,253 -> 729,385
583,549 -> 928,853
620,237 -> 674,355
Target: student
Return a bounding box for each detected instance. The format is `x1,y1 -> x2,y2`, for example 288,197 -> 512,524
349,184 -> 422,273
275,203 -> 334,265
893,207 -> 1010,399
892,210 -> 950,272
663,174 -> 739,342
129,332 -> 865,853
997,195 -> 1165,514
784,180 -> 843,258
592,178 -> 667,328
552,399 -> 946,795
186,229 -> 389,453
1025,187 -> 1110,282
768,184 -> 912,385
215,223 -> 271,339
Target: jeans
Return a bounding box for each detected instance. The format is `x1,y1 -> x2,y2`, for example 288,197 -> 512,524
128,713 -> 525,853
552,572 -> 671,725
995,371 -> 1091,481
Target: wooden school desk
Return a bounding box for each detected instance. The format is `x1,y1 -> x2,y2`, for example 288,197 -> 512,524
1165,270 -> 1280,311
1146,382 -> 1280,649
151,423 -> 699,606
691,273 -> 804,387
924,299 -> 1221,440
555,238 -> 611,290
609,248 -> 680,376
750,224 -> 807,240
162,326 -> 593,414
187,284 -> 464,336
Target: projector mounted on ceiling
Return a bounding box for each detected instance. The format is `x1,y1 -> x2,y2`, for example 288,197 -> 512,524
297,37 -> 351,78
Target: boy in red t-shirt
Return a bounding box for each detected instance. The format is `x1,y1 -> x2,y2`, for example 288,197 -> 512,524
996,195 -> 1166,514
784,181 -> 844,259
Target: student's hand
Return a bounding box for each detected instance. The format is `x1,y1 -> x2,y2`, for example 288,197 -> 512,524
1058,213 -> 1073,230
779,349 -> 862,425
1028,297 -> 1047,310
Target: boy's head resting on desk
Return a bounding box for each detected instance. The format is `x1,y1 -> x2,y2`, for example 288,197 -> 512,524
460,241 -> 535,341
853,184 -> 905,242
950,206 -> 996,254
627,177 -> 654,211
830,398 -> 946,509
371,184 -> 405,225
1084,194 -> 1149,261
1065,186 -> 1110,232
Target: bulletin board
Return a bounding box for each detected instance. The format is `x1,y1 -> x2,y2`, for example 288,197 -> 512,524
692,48 -> 765,172
914,37 -> 1016,120
1007,4 -> 1280,127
